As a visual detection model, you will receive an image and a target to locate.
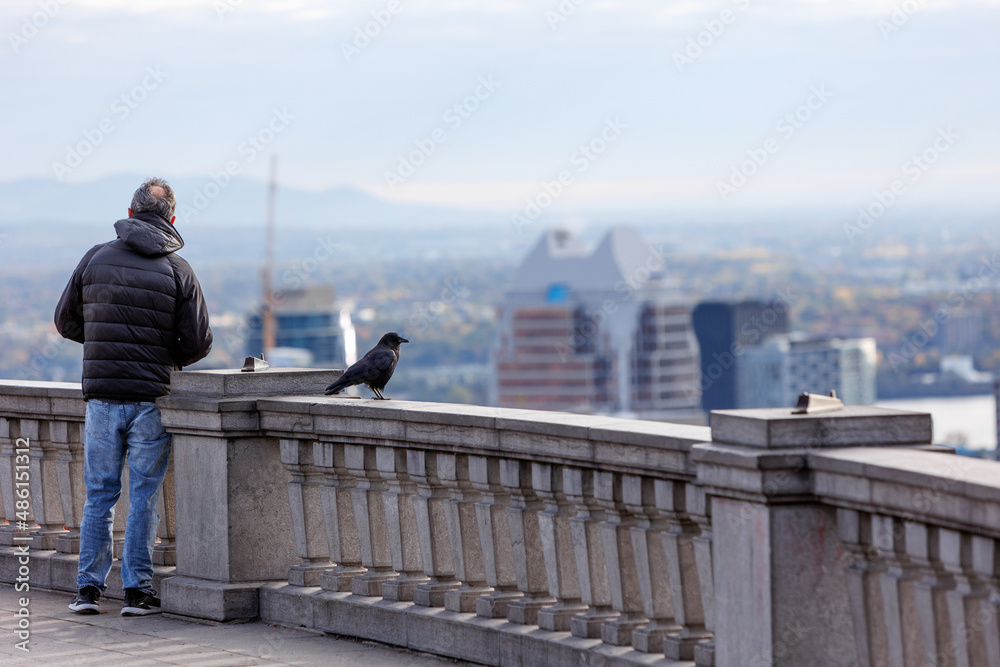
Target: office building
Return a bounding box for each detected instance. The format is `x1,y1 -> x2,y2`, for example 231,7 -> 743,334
492,227 -> 701,419
737,334 -> 877,408
691,299 -> 790,411
247,285 -> 356,368
941,309 -> 983,353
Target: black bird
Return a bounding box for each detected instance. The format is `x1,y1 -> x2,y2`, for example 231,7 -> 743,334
324,332 -> 409,399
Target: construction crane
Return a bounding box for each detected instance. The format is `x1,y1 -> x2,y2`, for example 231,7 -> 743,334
261,155 -> 278,352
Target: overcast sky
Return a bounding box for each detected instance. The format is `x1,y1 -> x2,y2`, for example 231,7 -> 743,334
1,0 -> 998,213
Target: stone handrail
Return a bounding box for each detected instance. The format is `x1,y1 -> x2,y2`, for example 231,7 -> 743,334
2,373 -> 999,667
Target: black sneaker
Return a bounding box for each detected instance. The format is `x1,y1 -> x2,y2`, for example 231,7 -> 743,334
68,585 -> 101,614
121,588 -> 162,616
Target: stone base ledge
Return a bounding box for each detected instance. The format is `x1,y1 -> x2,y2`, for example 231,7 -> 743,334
162,575 -> 269,622
260,583 -> 693,667
0,547 -> 174,599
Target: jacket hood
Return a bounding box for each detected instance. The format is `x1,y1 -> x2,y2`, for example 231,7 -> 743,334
113,212 -> 184,257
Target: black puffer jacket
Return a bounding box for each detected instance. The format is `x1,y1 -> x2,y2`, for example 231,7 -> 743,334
54,212 -> 213,401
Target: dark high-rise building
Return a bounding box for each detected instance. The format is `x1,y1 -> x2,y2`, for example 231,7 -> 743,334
691,299 -> 790,411
247,286 -> 355,368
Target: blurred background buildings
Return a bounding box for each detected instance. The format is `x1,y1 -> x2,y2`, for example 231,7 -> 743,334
491,228 -> 701,420
1,0 -> 997,455
245,285 -> 356,369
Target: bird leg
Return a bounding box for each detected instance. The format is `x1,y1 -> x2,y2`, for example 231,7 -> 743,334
372,387 -> 385,400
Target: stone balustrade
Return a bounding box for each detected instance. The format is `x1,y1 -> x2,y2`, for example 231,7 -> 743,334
2,372 -> 1000,667
0,380 -> 176,596
242,391 -> 716,666
812,448 -> 1000,667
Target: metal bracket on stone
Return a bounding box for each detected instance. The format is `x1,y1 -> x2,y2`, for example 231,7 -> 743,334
791,390 -> 843,415
241,355 -> 270,372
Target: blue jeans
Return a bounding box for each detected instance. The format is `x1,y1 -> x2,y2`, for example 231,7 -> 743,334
77,400 -> 171,592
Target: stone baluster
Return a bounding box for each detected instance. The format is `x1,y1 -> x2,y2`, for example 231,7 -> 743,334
0,418 -> 6,523
152,457 -> 176,566
24,419 -> 67,549
907,521 -> 957,667
687,484 -> 714,667
565,466 -> 618,638
439,453 -> 492,612
345,444 -> 398,595
941,529 -> 989,667
280,439 -> 332,586
0,418 -> 34,545
970,536 -> 1000,667
112,467 -> 130,560
314,441 -> 366,592
595,469 -> 646,645
837,508 -> 889,667
658,479 -> 712,659
469,455 -> 521,618
409,449 -> 459,606
656,480 -> 711,660
626,474 -> 679,653
52,421 -> 86,555
377,446 -> 428,601
0,436 -> 4,541
534,462 -> 587,631
873,514 -> 922,667
502,459 -> 555,625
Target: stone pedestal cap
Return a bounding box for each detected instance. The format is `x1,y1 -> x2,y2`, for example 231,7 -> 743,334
169,368 -> 344,398
710,406 -> 932,449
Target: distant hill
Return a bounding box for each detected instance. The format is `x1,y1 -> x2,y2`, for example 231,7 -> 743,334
0,174 -> 490,229
0,174 -> 535,269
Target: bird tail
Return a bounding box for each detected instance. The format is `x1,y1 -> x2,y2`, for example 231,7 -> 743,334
324,378 -> 349,395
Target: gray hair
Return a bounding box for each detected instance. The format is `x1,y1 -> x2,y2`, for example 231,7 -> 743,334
131,177 -> 176,220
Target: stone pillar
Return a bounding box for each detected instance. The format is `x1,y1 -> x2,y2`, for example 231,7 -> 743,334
280,438 -> 332,586
694,406 -> 932,667
440,453 -> 492,612
314,441 -> 366,592
874,514 -> 922,667
565,466 -> 617,638
345,443 -> 398,596
151,457 -> 176,566
378,446 -> 428,601
0,417 -> 34,546
836,508 -> 889,667
53,421 -> 86,555
112,467 -> 130,560
470,455 -> 521,618
535,462 -> 587,632
0,418 -> 7,522
908,522 -> 957,667
595,470 -> 646,645
970,536 -> 1000,666
503,459 -> 555,625
688,484 -> 715,667
627,475 -> 679,653
658,479 -> 711,659
24,420 -> 67,550
940,529 -> 989,667
409,449 -> 459,606
158,367 -> 341,622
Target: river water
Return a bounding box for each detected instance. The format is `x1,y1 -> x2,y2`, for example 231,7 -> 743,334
877,395 -> 997,451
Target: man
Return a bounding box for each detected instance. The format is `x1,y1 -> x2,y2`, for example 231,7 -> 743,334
55,177 -> 213,616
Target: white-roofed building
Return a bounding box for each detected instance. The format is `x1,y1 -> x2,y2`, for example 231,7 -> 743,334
491,227 -> 701,420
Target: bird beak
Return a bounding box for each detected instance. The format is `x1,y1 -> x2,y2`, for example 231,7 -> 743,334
399,337 -> 409,344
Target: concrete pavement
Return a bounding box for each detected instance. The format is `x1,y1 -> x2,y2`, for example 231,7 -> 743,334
0,584 -> 471,666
